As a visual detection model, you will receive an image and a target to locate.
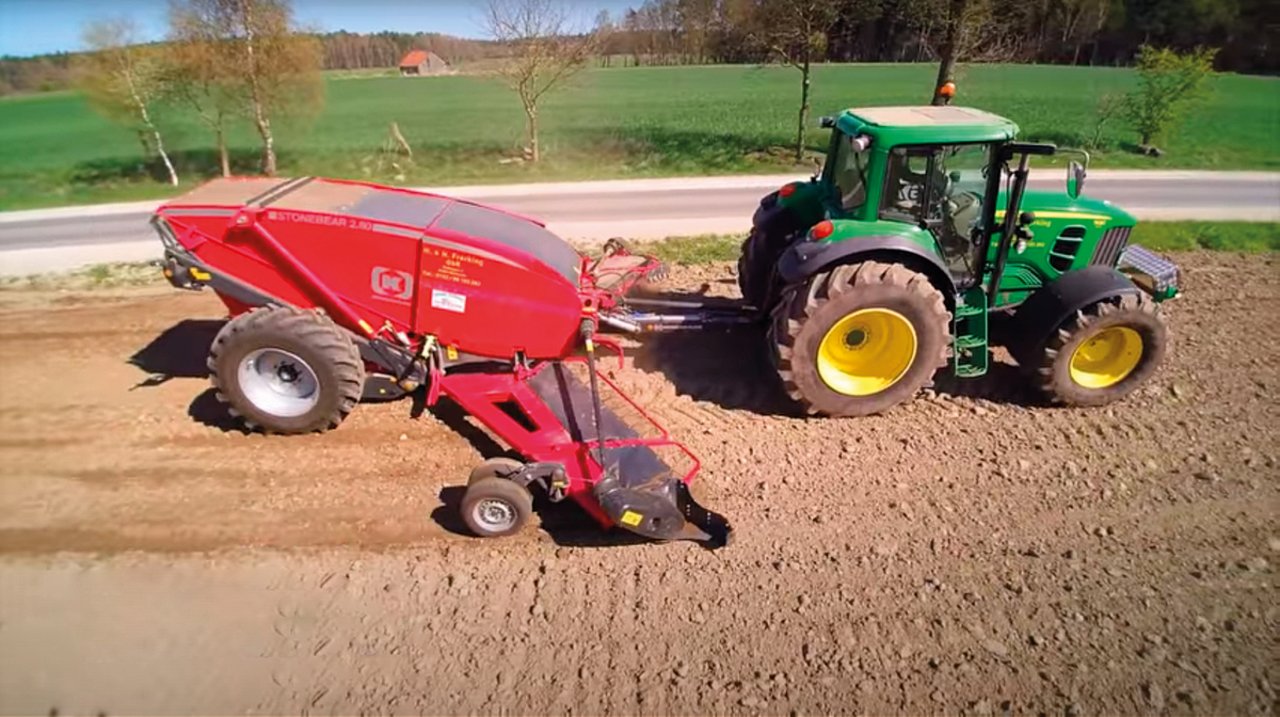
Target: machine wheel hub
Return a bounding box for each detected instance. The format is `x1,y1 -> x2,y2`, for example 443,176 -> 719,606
238,348 -> 320,418
1069,326 -> 1143,389
473,498 -> 518,532
817,308 -> 918,396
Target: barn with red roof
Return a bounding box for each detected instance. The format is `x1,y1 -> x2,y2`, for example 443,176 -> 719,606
398,50 -> 449,76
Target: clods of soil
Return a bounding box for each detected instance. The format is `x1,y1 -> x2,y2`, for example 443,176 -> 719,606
0,252 -> 1275,715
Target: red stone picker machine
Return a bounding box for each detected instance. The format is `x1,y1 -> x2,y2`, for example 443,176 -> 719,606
152,177 -> 737,548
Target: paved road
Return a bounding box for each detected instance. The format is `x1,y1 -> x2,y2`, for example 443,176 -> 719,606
0,171 -> 1276,275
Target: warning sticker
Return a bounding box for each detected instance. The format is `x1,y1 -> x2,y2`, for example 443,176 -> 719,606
430,289 -> 467,314
619,510 -> 644,527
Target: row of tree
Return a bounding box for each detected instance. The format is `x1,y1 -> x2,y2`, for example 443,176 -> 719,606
16,0 -> 1232,188
0,31 -> 500,96
76,0 -> 322,184
609,0 -> 1275,72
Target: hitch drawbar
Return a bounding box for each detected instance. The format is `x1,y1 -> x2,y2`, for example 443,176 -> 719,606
599,297 -> 756,333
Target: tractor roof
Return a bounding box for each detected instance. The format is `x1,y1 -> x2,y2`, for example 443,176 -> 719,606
835,105 -> 1019,146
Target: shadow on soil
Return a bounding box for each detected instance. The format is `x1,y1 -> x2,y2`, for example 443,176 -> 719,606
429,485 -> 651,549
128,318 -> 247,431
424,399 -> 658,549
929,359 -> 1041,407
128,318 -> 223,386
627,290 -> 1041,412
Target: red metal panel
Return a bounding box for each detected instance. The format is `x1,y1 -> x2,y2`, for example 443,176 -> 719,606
255,209 -> 420,332
414,229 -> 583,359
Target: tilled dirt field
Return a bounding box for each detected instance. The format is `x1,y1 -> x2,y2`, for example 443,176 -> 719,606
0,251 -> 1276,715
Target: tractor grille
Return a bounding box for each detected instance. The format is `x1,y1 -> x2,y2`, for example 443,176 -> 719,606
1090,226 -> 1132,267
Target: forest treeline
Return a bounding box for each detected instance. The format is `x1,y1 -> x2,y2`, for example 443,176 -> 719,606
1,0 -> 1272,96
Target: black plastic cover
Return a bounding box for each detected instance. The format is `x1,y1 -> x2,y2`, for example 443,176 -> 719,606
433,202 -> 581,284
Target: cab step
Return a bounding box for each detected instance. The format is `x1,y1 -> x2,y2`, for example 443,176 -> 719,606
952,287 -> 989,379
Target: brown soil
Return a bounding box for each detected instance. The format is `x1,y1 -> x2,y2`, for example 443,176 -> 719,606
0,252 -> 1276,715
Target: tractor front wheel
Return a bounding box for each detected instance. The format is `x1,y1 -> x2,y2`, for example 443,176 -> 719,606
770,261 -> 950,416
208,305 -> 365,434
461,477 -> 533,538
1032,293 -> 1167,407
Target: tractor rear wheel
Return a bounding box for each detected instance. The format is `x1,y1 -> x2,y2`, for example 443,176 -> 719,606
770,261 -> 950,416
1032,293 -> 1167,406
208,305 -> 365,434
736,229 -> 771,309
461,477 -> 533,538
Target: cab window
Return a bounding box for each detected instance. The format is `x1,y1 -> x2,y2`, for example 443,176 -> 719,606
829,133 -> 870,212
880,143 -> 994,278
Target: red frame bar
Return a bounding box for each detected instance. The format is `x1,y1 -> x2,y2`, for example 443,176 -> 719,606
439,361 -> 701,530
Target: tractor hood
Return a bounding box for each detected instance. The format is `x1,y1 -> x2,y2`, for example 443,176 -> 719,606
1002,189 -> 1137,228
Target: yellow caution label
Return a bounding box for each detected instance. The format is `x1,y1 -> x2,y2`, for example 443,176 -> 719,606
446,345 -> 459,360
619,510 -> 644,527
585,339 -> 595,352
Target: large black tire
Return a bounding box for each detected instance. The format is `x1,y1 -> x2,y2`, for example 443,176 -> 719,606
736,230 -> 763,307
461,477 -> 533,538
208,305 -> 365,434
769,261 -> 950,416
1032,293 -> 1167,407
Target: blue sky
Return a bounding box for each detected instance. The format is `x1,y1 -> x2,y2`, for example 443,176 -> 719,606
0,0 -> 636,57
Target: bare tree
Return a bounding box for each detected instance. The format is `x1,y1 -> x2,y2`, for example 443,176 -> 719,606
169,0 -> 244,177
929,0 -> 1019,104
755,0 -> 841,162
76,19 -> 179,186
483,0 -> 603,163
930,0 -> 969,105
204,0 -> 322,176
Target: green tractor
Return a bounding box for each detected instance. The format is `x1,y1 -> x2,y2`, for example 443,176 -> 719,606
739,105 -> 1180,416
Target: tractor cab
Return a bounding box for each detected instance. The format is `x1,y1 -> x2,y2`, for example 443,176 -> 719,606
815,106 -> 1061,292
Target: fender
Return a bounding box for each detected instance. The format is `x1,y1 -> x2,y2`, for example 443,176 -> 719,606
1005,265 -> 1139,364
751,191 -> 807,252
776,235 -> 958,309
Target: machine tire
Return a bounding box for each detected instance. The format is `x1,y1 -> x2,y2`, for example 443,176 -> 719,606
208,305 -> 365,434
770,260 -> 950,416
467,457 -> 525,486
1032,292 -> 1167,407
461,477 -> 533,538
736,229 -> 770,309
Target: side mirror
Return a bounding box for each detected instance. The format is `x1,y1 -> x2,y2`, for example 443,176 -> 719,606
1067,160 -> 1086,199
819,116 -> 836,129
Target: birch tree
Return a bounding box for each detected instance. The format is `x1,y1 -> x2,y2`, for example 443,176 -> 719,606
214,0 -> 322,176
169,1 -> 244,177
76,19 -> 179,186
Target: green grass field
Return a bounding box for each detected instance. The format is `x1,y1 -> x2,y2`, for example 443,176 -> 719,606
642,222 -> 1280,265
1,63 -> 1277,210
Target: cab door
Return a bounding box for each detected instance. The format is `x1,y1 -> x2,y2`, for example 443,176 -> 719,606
879,142 -> 995,286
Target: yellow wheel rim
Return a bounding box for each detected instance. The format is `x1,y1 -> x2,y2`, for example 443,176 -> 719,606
1069,326 -> 1143,389
817,308 -> 918,396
